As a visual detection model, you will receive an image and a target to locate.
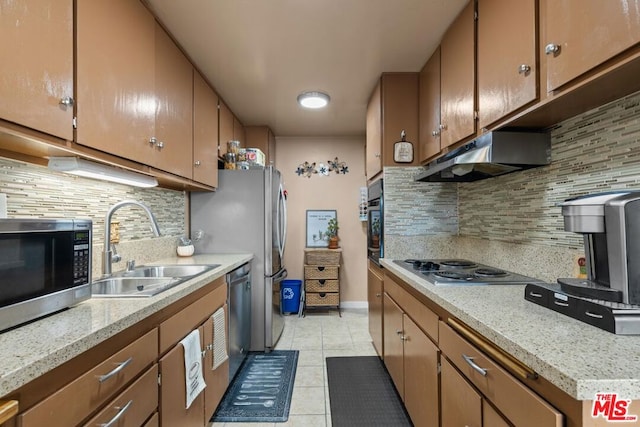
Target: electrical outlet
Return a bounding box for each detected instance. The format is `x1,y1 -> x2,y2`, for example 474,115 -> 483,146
110,221 -> 120,244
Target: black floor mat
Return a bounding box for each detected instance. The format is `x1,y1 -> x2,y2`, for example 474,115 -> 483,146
326,356 -> 412,427
211,350 -> 298,422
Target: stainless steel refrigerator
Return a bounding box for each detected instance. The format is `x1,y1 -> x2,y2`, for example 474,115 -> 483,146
191,166 -> 287,352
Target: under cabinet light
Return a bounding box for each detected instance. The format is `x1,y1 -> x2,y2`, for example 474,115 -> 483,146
48,157 -> 158,188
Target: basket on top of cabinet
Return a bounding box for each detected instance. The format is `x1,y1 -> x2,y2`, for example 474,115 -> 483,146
303,249 -> 341,315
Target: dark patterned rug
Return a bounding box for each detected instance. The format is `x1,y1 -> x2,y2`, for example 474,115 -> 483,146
211,350 -> 298,422
326,356 -> 412,427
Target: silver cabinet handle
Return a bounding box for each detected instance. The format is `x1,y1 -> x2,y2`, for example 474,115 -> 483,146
59,96 -> 74,107
396,329 -> 403,335
149,137 -> 157,146
375,292 -> 381,297
518,64 -> 531,74
545,43 -> 560,55
585,311 -> 604,319
98,400 -> 133,427
97,357 -> 133,383
431,129 -> 440,136
194,160 -> 201,166
439,123 -> 447,130
156,141 -> 164,149
462,354 -> 487,376
375,153 -> 381,158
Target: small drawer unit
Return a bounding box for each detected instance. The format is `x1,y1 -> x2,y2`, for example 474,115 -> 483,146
303,249 -> 341,314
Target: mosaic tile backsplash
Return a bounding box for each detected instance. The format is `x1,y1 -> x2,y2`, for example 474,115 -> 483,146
0,157 -> 187,278
384,89 -> 640,277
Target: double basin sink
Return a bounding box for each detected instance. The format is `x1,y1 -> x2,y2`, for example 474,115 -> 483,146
92,264 -> 220,297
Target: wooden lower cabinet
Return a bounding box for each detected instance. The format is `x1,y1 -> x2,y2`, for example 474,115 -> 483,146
367,261 -> 384,358
84,365 -> 158,427
382,290 -> 439,427
441,357 -> 482,427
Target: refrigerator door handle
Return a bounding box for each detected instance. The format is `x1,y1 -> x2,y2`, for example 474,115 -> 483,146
279,183 -> 287,259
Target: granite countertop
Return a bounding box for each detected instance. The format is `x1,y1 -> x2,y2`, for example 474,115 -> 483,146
0,253 -> 253,398
381,258 -> 640,401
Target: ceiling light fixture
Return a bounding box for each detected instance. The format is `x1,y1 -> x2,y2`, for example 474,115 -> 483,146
48,157 -> 158,188
297,91 -> 330,109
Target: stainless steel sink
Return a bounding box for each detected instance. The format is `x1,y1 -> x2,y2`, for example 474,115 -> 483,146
92,264 -> 220,297
113,264 -> 219,278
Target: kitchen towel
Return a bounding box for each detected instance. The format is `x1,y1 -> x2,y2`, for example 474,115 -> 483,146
211,306 -> 228,370
180,329 -> 206,409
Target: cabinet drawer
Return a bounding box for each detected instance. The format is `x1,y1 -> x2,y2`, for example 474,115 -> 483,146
20,328 -> 158,427
385,275 -> 439,342
439,321 -> 563,427
306,292 -> 339,306
304,265 -> 339,280
305,279 -> 339,292
159,277 -> 226,354
83,364 -> 158,427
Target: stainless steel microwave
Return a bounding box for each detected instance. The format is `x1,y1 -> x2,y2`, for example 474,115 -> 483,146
0,218 -> 92,332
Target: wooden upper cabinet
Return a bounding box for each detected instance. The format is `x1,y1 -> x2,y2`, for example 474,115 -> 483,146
245,126 -> 276,165
233,115 -> 245,147
543,0 -> 640,93
440,1 -> 475,149
477,0 -> 537,130
76,0 -> 156,163
366,81 -> 383,178
193,71 -> 219,187
0,0 -> 74,141
366,73 -> 419,179
218,100 -> 234,158
152,23 -> 193,178
418,47 -> 441,163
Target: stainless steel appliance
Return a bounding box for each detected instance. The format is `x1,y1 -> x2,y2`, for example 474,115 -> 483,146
394,259 -> 543,286
191,166 -> 287,352
367,179 -> 383,265
227,262 -> 251,381
415,131 -> 551,182
0,218 -> 92,332
524,191 -> 640,334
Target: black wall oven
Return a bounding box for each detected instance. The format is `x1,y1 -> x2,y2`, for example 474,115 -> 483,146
0,219 -> 92,332
367,179 -> 383,265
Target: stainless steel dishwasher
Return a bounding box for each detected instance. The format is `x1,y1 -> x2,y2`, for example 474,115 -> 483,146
227,262 -> 251,382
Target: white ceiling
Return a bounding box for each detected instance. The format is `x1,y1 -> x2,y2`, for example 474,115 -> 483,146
144,0 -> 468,137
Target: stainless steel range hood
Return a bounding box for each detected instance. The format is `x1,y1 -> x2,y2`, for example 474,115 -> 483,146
415,131 -> 551,182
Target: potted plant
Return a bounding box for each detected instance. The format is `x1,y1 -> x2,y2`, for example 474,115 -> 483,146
326,218 -> 339,249
371,217 -> 380,248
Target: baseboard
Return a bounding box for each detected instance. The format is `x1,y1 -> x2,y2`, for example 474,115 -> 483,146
339,301 -> 368,309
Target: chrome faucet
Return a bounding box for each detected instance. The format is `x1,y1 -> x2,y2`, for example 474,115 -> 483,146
103,200 -> 161,277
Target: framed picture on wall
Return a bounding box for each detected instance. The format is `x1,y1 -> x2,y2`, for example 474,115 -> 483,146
306,210 -> 337,247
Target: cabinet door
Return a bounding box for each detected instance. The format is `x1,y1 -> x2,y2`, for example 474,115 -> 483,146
440,1 -> 476,148
483,400 -> 511,427
403,315 -> 439,427
367,264 -> 384,358
366,81 -> 382,178
159,327 -> 205,427
441,358 -> 482,427
477,0 -> 537,130
381,74 -> 419,167
543,0 -> 640,93
76,0 -> 155,162
153,23 -> 193,178
382,293 -> 404,399
202,304 -> 229,420
218,100 -> 234,158
193,71 -> 219,187
0,0 -> 73,141
233,115 -> 245,147
245,126 -> 276,164
418,47 -> 441,162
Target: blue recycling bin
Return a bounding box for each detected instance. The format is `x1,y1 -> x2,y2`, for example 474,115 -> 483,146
281,279 -> 302,314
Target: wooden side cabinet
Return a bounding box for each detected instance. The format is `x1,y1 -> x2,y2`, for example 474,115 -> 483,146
303,249 -> 341,314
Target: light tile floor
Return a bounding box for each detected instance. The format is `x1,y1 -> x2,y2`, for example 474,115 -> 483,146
210,308 -> 377,427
